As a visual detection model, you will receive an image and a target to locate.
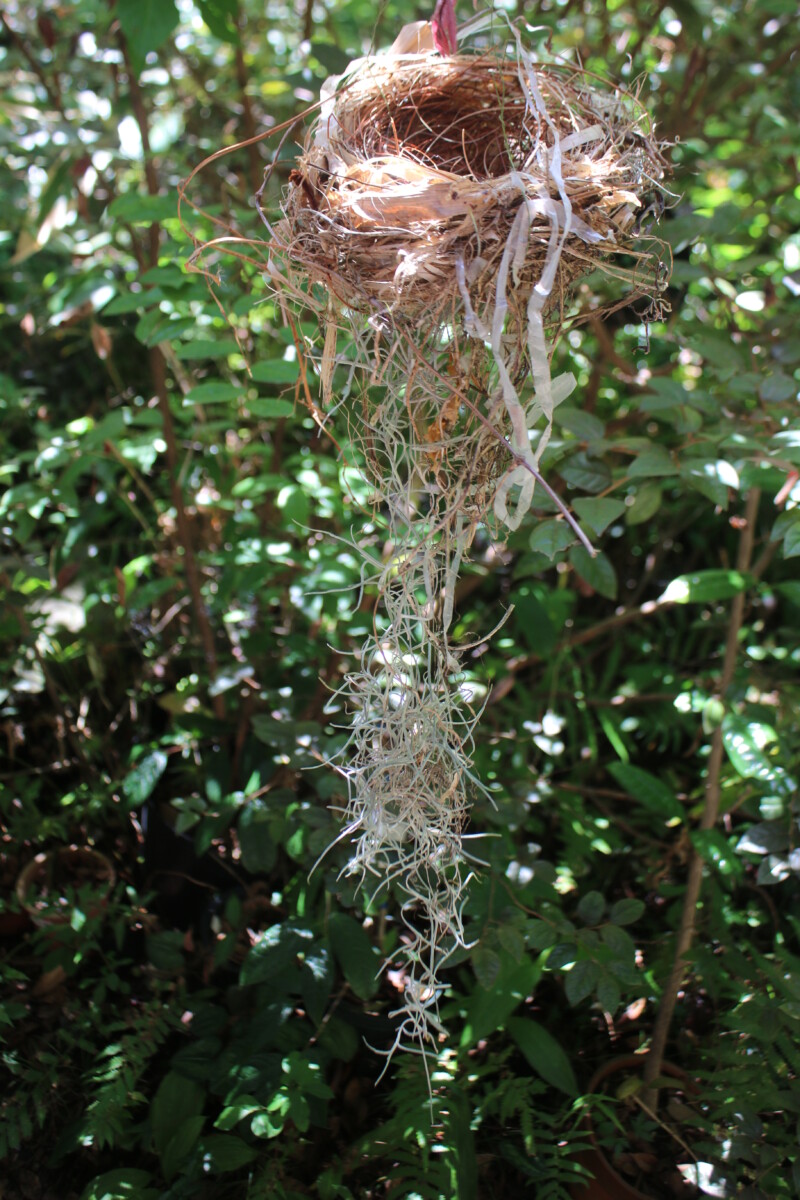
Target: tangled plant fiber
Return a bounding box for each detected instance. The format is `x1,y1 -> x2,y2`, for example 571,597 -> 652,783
256,15 -> 669,1070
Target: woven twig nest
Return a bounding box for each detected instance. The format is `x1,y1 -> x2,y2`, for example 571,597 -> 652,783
273,38 -> 667,323
267,27 -> 668,533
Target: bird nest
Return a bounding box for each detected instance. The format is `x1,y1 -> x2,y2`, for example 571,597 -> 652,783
265,31 -> 668,534
276,52 -> 664,319
257,22 -> 670,1069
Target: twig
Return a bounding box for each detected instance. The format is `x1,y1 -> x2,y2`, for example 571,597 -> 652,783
234,7 -> 262,195
641,487 -> 761,1105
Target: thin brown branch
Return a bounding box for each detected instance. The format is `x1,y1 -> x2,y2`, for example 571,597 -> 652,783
121,44 -> 160,269
234,7 -> 262,195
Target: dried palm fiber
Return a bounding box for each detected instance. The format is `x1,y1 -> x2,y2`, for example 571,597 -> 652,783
262,15 -> 668,1072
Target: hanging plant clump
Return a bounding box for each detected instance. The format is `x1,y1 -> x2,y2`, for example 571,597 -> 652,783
254,15 -> 669,1069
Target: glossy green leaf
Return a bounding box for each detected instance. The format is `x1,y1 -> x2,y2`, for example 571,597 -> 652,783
118,0 -> 179,65
529,520 -> 575,559
508,1018 -> 578,1095
472,943 -> 503,990
565,959 -> 599,1006
607,762 -> 684,822
577,891 -> 605,926
79,1171 -> 158,1200
122,750 -> 167,806
151,1073 -> 205,1161
659,569 -> 750,605
161,1116 -> 206,1181
327,913 -> 379,1000
723,715 -> 795,794
572,496 -> 626,536
608,898 -> 645,926
196,0 -> 240,42
569,545 -> 617,599
200,1134 -> 258,1172
625,482 -> 662,525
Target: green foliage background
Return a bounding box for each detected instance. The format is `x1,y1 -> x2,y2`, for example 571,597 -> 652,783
1,1 -> 799,1197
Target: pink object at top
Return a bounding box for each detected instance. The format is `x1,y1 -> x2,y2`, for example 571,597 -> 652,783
431,0 -> 458,55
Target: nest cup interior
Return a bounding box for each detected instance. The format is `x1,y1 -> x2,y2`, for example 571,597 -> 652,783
279,50 -> 666,331
344,60 -> 536,179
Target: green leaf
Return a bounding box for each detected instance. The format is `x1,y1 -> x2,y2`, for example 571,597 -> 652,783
512,589 -> 557,654
240,924 -> 308,986
448,1093 -> 478,1200
625,482 -> 662,525
200,1134 -> 258,1172
103,290 -> 154,315
601,924 -> 635,960
251,1107 -> 286,1139
107,193 -> 179,224
759,373 -> 797,403
572,497 -> 626,536
151,1072 -> 205,1161
607,762 -> 684,822
776,581 -> 800,608
608,898 -> 645,926
702,697 -> 726,734
497,923 -> 526,961
79,1170 -> 158,1200
559,452 -> 611,493
146,930 -> 185,971
118,0 -> 180,68
460,954 -> 541,1046
565,959 -> 599,1006
691,828 -> 742,877
237,804 -> 277,873
310,41 -> 353,75
659,569 -> 750,605
173,339 -> 242,360
472,943 -> 503,990
569,546 -> 617,599
784,524 -> 800,559
737,821 -> 789,855
184,382 -> 243,405
161,1115 -> 206,1181
215,1098 -> 262,1132
527,920 -> 559,950
196,0 -> 240,42
250,359 -> 301,384
596,974 -> 621,1013
547,943 -> 578,971
122,750 -> 167,806
246,397 -> 296,419
328,913 -> 379,1000
557,406 -> 605,442
627,447 -> 679,477
722,715 -> 795,794
577,891 -> 605,926
529,520 -> 575,559
508,1018 -> 578,1095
